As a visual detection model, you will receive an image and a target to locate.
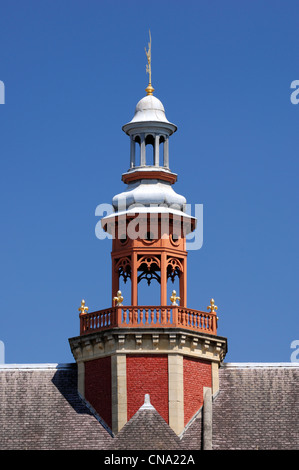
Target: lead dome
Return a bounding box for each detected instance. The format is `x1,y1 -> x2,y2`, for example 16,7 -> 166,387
122,94 -> 177,136
130,95 -> 170,124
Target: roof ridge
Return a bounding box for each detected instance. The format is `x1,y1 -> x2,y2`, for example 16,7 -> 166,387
78,393 -> 114,437
222,362 -> 299,368
0,363 -> 75,370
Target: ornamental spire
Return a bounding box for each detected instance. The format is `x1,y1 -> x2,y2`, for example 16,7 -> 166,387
145,29 -> 154,96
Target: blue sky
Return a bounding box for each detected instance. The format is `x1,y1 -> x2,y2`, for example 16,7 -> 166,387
0,0 -> 298,364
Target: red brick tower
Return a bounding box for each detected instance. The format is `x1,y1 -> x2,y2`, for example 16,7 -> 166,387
69,64 -> 227,436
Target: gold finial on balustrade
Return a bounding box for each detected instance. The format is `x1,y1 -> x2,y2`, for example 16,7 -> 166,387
78,299 -> 89,314
207,298 -> 218,313
113,290 -> 124,306
170,290 -> 180,306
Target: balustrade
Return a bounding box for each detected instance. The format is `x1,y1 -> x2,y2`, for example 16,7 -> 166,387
80,305 -> 217,336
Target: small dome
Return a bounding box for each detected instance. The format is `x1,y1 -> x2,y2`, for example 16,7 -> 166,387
129,95 -> 171,124
122,94 -> 177,135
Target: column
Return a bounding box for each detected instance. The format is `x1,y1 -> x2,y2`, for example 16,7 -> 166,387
203,387 -> 212,450
160,252 -> 167,305
168,354 -> 184,435
179,258 -> 187,307
163,137 -> 169,168
112,258 -> 119,305
131,251 -> 138,305
111,354 -> 127,434
130,136 -> 135,168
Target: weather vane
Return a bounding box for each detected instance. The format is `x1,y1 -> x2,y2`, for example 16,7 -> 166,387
145,29 -> 154,96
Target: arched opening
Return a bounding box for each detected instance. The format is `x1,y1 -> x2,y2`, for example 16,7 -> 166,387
115,256 -> 131,305
134,135 -> 141,167
145,134 -> 155,166
167,257 -> 182,309
119,275 -> 131,307
167,275 -> 180,306
138,278 -> 160,305
137,255 -> 160,305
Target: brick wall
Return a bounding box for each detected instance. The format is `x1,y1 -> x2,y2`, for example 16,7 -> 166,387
126,354 -> 169,423
183,357 -> 211,425
84,357 -> 112,429
83,354 -> 212,431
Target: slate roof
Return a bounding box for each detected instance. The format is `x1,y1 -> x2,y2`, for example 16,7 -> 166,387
212,363 -> 299,450
0,362 -> 298,450
180,363 -> 299,450
0,363 -> 113,450
107,405 -> 182,450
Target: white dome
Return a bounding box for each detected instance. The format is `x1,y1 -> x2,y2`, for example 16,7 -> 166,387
129,95 -> 171,124
112,179 -> 186,211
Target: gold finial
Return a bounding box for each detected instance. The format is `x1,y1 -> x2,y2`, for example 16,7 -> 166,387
170,290 -> 180,306
113,290 -> 124,306
207,298 -> 218,313
78,299 -> 88,314
145,29 -> 154,95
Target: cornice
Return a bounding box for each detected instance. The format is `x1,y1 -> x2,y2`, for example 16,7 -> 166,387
69,328 -> 227,364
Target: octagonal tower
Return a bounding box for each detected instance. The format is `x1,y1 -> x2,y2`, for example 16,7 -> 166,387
69,45 -> 227,436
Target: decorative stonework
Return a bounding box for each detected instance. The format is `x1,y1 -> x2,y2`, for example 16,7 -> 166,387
69,328 -> 227,365
70,326 -> 227,435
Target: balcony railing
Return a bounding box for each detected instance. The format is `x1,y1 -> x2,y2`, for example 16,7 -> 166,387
79,305 -> 217,336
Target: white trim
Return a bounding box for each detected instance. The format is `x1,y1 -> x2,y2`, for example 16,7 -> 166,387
222,362 -> 299,369
1,362 -> 297,371
0,363 -> 74,370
